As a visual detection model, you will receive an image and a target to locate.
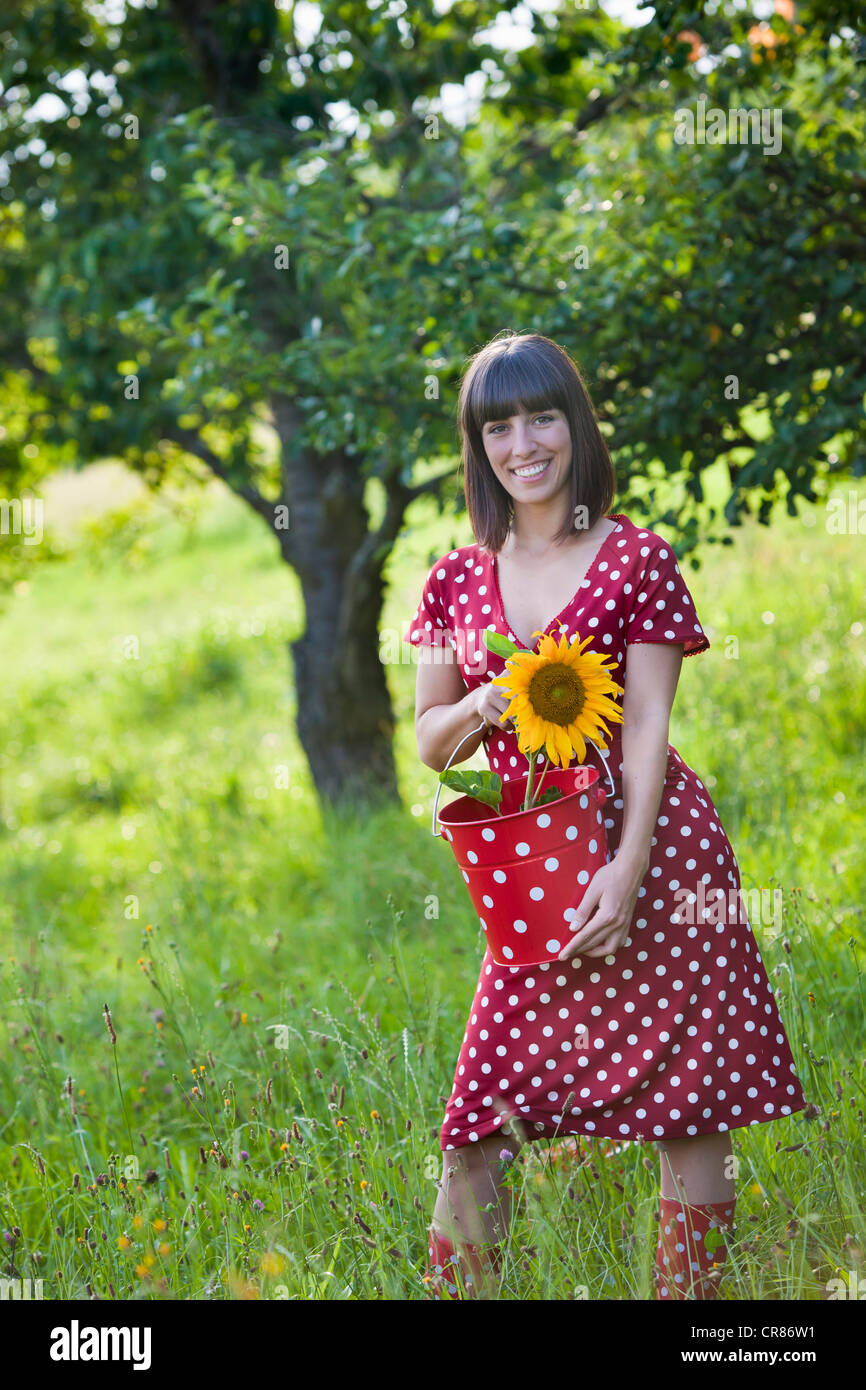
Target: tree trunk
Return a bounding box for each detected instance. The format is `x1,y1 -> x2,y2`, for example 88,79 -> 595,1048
273,395 -> 406,812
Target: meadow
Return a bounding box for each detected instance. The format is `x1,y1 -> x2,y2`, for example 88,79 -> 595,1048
1,463 -> 864,1300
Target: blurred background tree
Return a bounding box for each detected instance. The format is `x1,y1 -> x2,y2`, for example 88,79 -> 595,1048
1,0 -> 863,807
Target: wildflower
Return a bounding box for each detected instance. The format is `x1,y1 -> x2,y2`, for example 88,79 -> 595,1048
132,1215 -> 143,1230
153,1219 -> 166,1232
499,1148 -> 515,1164
260,1252 -> 285,1277
360,1180 -> 369,1190
279,1142 -> 289,1152
239,1150 -> 249,1161
158,1242 -> 170,1256
240,1013 -> 248,1024
135,1264 -> 149,1278
146,925 -> 153,933
370,1110 -> 380,1121
253,1199 -> 264,1212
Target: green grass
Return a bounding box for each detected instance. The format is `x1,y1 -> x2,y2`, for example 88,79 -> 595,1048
0,465 -> 864,1300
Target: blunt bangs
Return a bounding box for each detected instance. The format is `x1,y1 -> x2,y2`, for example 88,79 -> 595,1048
456,331 -> 617,554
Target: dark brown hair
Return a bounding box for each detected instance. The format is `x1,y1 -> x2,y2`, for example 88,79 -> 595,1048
456,330 -> 616,554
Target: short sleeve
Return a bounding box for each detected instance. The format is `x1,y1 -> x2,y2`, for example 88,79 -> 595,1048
626,537 -> 710,658
403,558 -> 450,648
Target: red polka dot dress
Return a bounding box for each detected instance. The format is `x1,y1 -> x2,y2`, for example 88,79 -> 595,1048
404,513 -> 808,1150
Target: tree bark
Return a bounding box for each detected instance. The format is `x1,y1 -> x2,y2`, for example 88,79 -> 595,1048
273,393 -> 406,811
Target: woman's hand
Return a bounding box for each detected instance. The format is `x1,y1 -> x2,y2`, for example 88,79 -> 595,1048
471,681 -> 515,735
557,855 -> 648,961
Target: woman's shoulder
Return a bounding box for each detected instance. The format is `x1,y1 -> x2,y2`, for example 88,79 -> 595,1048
611,513 -> 677,559
422,542 -> 485,588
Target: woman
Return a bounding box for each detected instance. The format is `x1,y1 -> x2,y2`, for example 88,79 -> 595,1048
403,331 -> 808,1300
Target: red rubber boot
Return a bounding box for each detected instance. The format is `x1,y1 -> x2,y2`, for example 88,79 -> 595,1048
656,1195 -> 736,1300
422,1225 -> 503,1300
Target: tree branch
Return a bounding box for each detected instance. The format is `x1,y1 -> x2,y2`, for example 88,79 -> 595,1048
161,426 -> 279,528
406,468 -> 459,503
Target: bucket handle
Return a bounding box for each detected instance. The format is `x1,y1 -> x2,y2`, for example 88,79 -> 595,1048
431,722 -> 616,837
431,720 -> 487,836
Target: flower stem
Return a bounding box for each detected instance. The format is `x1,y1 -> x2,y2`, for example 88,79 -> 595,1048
533,757 -> 551,803
523,749 -> 538,812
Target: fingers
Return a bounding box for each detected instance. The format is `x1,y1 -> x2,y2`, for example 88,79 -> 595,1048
583,937 -> 621,959
558,917 -> 599,961
562,924 -> 628,960
482,705 -> 514,732
564,893 -> 603,942
559,908 -> 618,960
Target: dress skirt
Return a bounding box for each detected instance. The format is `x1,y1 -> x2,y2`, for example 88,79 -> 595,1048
438,733 -> 807,1149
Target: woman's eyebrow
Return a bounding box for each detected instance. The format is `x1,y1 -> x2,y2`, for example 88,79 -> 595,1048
484,407 -> 555,426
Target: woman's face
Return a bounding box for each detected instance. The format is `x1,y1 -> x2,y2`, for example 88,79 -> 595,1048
480,405 -> 573,506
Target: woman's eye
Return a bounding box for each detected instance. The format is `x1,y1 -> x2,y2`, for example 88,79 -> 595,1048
488,415 -> 553,433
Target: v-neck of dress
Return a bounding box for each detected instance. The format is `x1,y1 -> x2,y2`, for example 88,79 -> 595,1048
490,514 -> 626,652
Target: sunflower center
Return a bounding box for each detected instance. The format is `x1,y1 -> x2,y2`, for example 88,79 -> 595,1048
527,663 -> 585,726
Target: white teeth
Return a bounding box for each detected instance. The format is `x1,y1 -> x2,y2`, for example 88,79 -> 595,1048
513,459 -> 551,478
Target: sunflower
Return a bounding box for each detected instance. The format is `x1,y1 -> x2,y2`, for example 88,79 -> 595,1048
491,625 -> 624,769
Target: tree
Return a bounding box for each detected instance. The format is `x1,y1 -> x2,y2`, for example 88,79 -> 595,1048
1,0 -> 863,807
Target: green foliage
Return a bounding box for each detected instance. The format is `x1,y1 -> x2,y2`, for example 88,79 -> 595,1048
438,767 -> 503,811
534,786 -> 564,806
0,0 -> 862,552
483,629 -> 520,660
0,474 -> 863,1300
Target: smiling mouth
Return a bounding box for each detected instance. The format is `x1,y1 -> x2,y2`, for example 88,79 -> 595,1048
511,458 -> 552,480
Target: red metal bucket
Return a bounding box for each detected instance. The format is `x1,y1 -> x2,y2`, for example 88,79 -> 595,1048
436,764 -> 610,967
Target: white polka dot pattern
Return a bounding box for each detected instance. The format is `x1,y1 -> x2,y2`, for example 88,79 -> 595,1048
403,515 -> 808,1149
625,538 -> 709,654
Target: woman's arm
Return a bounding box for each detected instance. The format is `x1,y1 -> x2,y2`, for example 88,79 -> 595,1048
413,644 -> 512,772
614,641 -> 685,875
413,644 -> 484,771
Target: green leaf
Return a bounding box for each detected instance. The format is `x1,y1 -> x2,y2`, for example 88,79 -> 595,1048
438,768 -> 502,811
483,629 -> 519,659
534,786 -> 564,806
